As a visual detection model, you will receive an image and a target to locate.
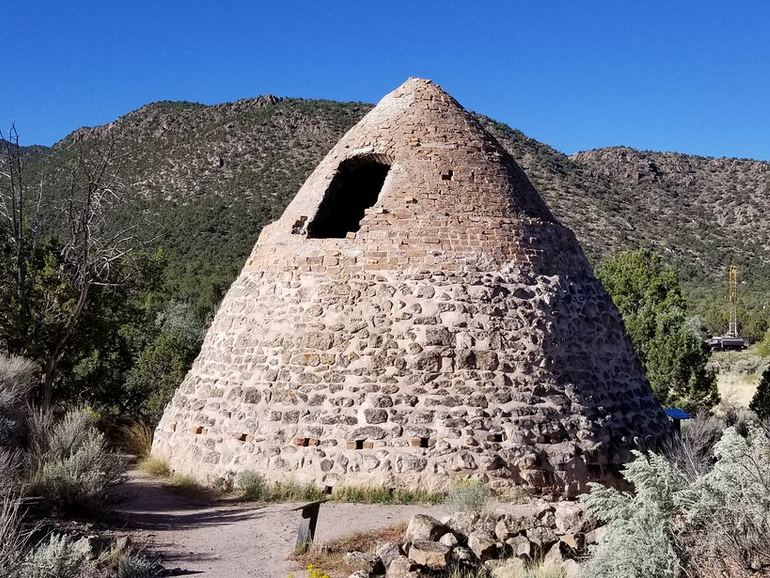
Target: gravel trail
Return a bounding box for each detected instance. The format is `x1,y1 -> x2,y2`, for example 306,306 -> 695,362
110,471 -> 448,577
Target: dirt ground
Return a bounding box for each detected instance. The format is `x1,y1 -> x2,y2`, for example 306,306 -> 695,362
109,471 -> 449,578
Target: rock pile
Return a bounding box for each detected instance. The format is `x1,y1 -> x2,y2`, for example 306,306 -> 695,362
344,503 -> 604,577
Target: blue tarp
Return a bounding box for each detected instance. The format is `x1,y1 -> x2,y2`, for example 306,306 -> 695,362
665,407 -> 692,420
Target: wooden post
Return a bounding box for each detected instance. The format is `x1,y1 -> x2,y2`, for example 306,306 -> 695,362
294,500 -> 326,553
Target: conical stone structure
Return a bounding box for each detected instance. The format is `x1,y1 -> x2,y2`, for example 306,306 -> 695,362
153,78 -> 670,497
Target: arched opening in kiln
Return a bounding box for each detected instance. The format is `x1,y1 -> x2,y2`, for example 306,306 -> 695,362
306,155 -> 390,238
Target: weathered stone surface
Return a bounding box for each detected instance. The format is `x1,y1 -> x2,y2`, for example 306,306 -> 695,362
152,78 -> 672,496
467,530 -> 498,561
386,555 -> 417,577
526,526 -> 559,551
554,502 -> 587,534
562,558 -> 582,578
560,532 -> 585,551
376,542 -> 403,569
345,551 -> 382,574
438,532 -> 459,548
445,511 -> 479,538
495,515 -> 537,541
408,540 -> 450,570
544,540 -> 576,566
405,515 -> 445,543
450,546 -> 475,564
505,535 -> 532,560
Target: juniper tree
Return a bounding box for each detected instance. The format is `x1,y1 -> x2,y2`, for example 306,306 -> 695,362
597,249 -> 719,411
749,366 -> 770,420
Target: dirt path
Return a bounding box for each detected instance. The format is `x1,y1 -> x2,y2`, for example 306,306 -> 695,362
109,472 -> 448,577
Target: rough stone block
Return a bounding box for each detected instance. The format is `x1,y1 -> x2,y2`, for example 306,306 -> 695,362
405,515 -> 446,542
408,540 -> 450,570
467,530 -> 498,561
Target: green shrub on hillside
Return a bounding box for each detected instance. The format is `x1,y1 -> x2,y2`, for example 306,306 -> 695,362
756,329 -> 770,357
597,249 -> 719,411
124,303 -> 204,425
749,367 -> 770,420
0,355 -> 37,449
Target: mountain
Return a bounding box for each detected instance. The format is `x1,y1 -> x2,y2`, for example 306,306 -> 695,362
19,95 -> 770,331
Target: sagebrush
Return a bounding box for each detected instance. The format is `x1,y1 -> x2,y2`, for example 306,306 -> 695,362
582,417 -> 770,578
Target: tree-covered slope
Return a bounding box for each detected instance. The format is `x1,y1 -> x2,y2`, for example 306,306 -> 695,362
23,95 -> 770,329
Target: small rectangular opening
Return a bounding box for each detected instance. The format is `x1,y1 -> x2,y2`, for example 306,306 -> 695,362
238,433 -> 248,442
194,426 -> 204,435
419,437 -> 430,448
488,432 -> 505,443
355,439 -> 365,450
441,170 -> 454,181
324,485 -> 334,495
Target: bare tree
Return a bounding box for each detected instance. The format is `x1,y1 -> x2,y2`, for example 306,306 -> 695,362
0,125 -> 44,352
0,127 -> 140,407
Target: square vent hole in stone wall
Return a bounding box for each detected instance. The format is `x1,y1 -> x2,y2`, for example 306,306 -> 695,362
410,436 -> 431,448
306,155 -> 390,238
347,439 -> 374,450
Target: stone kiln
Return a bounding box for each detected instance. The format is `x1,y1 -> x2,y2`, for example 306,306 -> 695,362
153,78 -> 670,497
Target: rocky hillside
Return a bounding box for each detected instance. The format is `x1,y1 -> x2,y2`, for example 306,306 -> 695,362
21,95 -> 770,311
571,147 -> 770,279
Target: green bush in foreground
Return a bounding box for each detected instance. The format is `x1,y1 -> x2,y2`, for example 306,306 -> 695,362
756,329 -> 770,357
582,421 -> 770,578
18,534 -> 91,578
1,494 -> 160,578
235,469 -> 327,503
332,485 -> 442,505
27,408 -> 125,514
235,469 -> 269,501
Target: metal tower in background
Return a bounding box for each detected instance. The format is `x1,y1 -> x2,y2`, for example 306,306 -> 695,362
727,263 -> 738,337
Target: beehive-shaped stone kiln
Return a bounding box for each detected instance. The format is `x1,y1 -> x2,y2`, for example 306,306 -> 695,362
153,78 -> 670,497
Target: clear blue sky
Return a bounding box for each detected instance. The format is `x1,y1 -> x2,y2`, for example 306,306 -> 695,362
3,1 -> 769,159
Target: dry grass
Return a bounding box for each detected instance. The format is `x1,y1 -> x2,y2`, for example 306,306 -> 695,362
139,455 -> 217,500
332,485 -> 443,505
119,421 -> 155,459
711,350 -> 769,407
166,473 -> 220,500
717,371 -> 760,407
489,559 -> 567,578
291,524 -> 405,577
235,469 -> 443,505
139,456 -> 171,478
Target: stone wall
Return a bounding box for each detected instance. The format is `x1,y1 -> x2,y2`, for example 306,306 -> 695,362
153,78 -> 671,498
